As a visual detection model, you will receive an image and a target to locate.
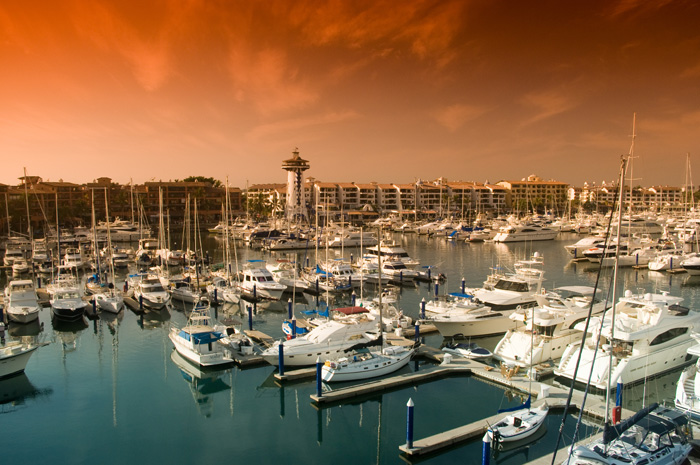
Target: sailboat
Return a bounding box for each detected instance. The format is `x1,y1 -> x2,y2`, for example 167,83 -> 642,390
94,188 -> 124,314
484,303 -> 549,445
321,231 -> 415,382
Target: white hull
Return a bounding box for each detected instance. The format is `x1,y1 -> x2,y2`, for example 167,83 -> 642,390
95,294 -> 124,314
431,311 -> 517,338
6,307 -> 40,324
494,330 -> 584,367
556,338 -> 696,390
169,329 -> 233,367
321,347 -> 413,382
0,343 -> 39,378
486,404 -> 549,443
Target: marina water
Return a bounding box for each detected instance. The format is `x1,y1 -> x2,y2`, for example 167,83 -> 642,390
4,232 -> 697,464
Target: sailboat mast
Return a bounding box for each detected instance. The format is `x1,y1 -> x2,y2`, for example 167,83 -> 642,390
377,226 -> 383,348
604,155 -> 628,428
104,188 -> 115,286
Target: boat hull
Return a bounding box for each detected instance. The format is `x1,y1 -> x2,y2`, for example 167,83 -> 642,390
0,344 -> 39,379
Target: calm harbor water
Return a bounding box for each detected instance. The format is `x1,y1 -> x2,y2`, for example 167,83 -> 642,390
3,232 -> 698,464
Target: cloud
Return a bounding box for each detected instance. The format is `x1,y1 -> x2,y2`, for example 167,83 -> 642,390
225,44 -> 320,115
431,104 -> 486,132
247,110 -> 359,142
518,89 -> 577,126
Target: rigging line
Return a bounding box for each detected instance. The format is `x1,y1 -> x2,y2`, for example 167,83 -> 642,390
553,155 -> 627,465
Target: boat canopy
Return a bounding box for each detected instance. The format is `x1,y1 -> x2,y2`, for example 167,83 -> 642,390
179,330 -> 224,344
448,292 -> 474,299
602,402 -> 658,444
335,306 -> 368,315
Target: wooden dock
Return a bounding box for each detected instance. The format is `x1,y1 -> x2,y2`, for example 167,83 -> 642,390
299,355 -> 631,459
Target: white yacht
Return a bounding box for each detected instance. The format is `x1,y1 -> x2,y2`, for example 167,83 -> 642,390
492,224 -> 558,242
50,286 -> 89,321
682,254 -> 700,275
471,253 -> 545,310
564,236 -> 607,260
62,246 -> 88,269
0,339 -> 42,378
265,260 -> 308,291
422,292 -> 482,317
327,231 -> 378,248
239,261 -> 287,300
555,290 -> 700,390
365,241 -> 420,268
206,276 -> 241,304
318,260 -> 365,289
321,345 -> 413,382
169,301 -> 234,367
131,274 -> 171,310
493,286 -> 608,368
261,316 -> 379,367
169,279 -> 201,304
380,260 -> 419,281
4,280 -> 41,324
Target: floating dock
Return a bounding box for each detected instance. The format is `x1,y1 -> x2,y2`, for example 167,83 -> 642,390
302,355 -> 632,460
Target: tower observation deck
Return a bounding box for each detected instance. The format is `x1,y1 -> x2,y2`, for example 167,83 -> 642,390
281,148 -> 310,221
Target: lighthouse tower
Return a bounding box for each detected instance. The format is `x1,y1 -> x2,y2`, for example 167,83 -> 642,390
281,148 -> 310,221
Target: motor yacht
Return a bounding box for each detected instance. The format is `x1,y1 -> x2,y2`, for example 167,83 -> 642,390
493,286 -> 608,368
555,289 -> 700,390
4,280 -> 41,324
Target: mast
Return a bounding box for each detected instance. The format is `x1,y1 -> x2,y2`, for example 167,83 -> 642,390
23,168 -> 32,240
604,155 -> 628,430
104,188 -> 116,287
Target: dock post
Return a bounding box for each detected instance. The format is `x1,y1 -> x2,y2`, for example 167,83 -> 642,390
248,306 -> 253,330
213,288 -> 218,305
287,298 -> 292,319
427,267 -> 431,281
421,298 -> 426,319
461,277 -> 465,294
351,291 -> 356,307
139,294 -> 143,311
400,271 -> 403,283
613,381 -> 623,424
92,299 -> 97,316
414,323 -> 420,342
37,276 -> 41,289
349,276 -> 352,288
278,343 -> 285,376
253,284 -> 257,301
406,398 -> 414,449
482,431 -> 491,465
123,281 -> 128,292
316,357 -> 323,397
434,280 -> 439,297
291,317 -> 297,339
670,257 -> 673,270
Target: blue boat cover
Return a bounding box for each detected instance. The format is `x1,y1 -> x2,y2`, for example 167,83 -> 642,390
498,395 -> 531,414
448,292 -> 474,298
178,330 -> 224,344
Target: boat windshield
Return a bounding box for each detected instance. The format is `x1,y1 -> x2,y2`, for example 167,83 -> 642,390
494,279 -> 529,292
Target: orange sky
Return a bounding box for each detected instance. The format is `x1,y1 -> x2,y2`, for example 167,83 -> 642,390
2,0 -> 700,188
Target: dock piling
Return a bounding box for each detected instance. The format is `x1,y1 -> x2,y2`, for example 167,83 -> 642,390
278,343 -> 285,376
316,357 -> 323,398
406,398 -> 414,450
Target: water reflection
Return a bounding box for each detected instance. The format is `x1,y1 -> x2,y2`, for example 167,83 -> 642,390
136,307 -> 171,330
170,350 -> 231,417
0,373 -> 53,413
7,318 -> 43,338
